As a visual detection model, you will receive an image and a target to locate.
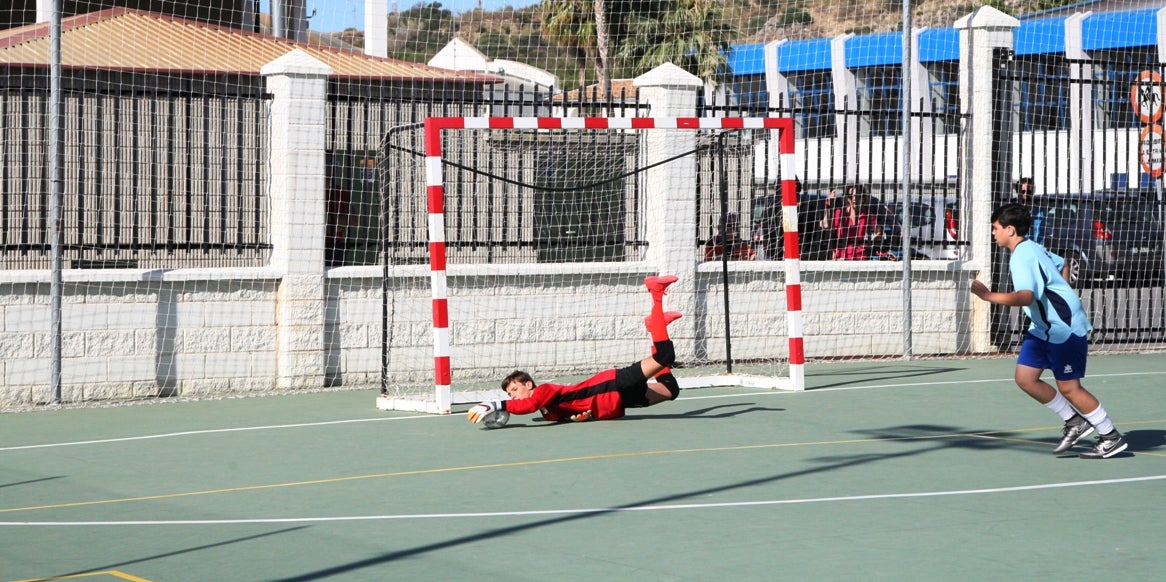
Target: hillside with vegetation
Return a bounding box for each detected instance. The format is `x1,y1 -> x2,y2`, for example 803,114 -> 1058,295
329,0 -> 1075,86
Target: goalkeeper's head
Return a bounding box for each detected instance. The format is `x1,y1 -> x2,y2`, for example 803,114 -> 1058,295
502,370 -> 535,399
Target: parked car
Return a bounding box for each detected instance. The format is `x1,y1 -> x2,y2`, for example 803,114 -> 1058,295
752,188 -> 959,261
890,195 -> 961,260
1035,192 -> 1165,286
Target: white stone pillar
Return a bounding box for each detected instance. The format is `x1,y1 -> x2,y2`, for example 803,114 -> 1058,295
37,0 -> 51,23
261,50 -> 334,389
764,39 -> 792,183
1159,8 -> 1166,64
1066,13 -> 1094,195
634,62 -> 702,273
956,6 -> 1019,352
633,62 -> 702,351
831,34 -> 858,182
365,0 -> 388,58
909,28 -> 934,179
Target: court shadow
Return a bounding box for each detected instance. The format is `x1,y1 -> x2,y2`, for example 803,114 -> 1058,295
845,423 -> 1053,456
519,403 -> 784,426
807,365 -> 968,390
624,403 -> 785,419
0,476 -> 64,489
1123,429 -> 1166,452
48,526 -> 307,579
270,422 -> 1000,581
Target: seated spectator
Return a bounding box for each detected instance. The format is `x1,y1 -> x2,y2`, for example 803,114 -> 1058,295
704,213 -> 756,261
1014,177 -> 1043,244
827,187 -> 878,260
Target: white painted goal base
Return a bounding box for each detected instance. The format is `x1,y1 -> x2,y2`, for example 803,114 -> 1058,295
376,389 -> 508,415
678,374 -> 799,391
377,376 -> 799,414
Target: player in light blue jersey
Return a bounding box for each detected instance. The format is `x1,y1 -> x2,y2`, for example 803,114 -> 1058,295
971,203 -> 1127,459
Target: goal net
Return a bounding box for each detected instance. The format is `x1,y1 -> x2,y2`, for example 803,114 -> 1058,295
376,116 -> 805,413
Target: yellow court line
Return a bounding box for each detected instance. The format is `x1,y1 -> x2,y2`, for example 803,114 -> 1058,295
3,419 -> 1162,515
12,570 -> 152,582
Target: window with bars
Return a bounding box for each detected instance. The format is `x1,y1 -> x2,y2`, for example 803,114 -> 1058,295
727,74 -> 770,115
927,61 -> 961,134
1091,49 -> 1158,130
855,66 -> 901,137
786,71 -> 835,139
1014,57 -> 1069,132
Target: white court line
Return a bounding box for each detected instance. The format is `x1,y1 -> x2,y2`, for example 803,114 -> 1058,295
2,474 -> 1162,526
4,369 -> 1164,452
0,414 -> 434,452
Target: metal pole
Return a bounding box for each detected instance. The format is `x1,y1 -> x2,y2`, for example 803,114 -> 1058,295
272,0 -> 284,38
900,0 -> 913,359
1157,178 -> 1165,286
49,0 -> 64,403
717,132 -> 733,373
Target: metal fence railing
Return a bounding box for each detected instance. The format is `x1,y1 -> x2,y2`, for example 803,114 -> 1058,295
0,78 -> 271,270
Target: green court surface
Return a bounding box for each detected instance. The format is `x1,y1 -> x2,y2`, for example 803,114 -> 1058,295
2,354 -> 1165,581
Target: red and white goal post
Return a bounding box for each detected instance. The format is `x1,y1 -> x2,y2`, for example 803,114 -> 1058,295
377,116 -> 805,414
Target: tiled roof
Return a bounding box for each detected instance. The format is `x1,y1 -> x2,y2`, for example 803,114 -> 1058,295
559,79 -> 639,100
0,8 -> 496,83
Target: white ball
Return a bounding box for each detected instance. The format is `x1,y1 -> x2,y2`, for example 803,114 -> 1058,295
482,409 -> 510,429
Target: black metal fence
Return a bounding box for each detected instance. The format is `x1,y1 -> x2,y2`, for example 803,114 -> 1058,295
992,52 -> 1166,347
696,95 -> 966,263
0,74 -> 271,270
355,85 -> 651,266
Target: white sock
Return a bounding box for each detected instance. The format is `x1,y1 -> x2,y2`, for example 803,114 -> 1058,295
1082,405 -> 1116,436
1042,392 -> 1076,422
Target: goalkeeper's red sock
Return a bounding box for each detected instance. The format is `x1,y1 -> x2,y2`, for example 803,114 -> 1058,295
644,275 -> 677,343
646,312 -> 682,376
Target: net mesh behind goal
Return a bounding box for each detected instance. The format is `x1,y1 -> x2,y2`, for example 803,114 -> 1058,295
377,116 -> 804,413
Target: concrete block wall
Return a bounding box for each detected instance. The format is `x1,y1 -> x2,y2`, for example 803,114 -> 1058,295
0,272 -> 281,406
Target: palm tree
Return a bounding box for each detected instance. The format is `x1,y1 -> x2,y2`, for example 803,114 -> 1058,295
617,0 -> 739,84
540,0 -> 596,88
540,0 -> 739,89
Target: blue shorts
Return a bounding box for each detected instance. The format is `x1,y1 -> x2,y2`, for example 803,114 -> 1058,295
1017,332 -> 1088,380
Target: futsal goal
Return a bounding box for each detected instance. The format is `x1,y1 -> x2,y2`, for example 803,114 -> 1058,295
376,116 -> 804,414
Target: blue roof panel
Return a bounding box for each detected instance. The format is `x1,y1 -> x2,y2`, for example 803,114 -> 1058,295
919,28 -> 959,63
1082,9 -> 1157,51
777,38 -> 833,73
727,43 -> 766,76
845,33 -> 902,68
1014,17 -> 1065,56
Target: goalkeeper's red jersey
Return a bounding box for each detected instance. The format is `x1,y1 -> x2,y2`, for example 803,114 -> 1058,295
502,369 -> 626,421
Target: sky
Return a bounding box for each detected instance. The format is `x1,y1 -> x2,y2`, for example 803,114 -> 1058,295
261,1 -> 541,33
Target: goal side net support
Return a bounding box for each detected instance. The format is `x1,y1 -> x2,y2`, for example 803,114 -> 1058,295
377,116 -> 804,414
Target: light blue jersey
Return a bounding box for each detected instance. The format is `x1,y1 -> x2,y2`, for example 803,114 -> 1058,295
1009,239 -> 1092,343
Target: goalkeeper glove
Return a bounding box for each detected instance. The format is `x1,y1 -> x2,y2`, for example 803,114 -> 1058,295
467,401 -> 502,423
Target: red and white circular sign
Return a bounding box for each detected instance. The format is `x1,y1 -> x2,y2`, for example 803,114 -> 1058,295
1138,124 -> 1165,178
1130,70 -> 1164,124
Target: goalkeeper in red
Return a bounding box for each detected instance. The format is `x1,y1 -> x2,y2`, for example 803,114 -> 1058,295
468,275 -> 682,424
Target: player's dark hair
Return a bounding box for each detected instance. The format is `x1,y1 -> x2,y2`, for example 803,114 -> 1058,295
501,370 -> 533,390
992,203 -> 1031,237
1014,177 -> 1034,194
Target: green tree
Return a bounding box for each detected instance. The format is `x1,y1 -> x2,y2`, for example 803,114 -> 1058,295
540,0 -> 597,88
540,0 -> 739,88
616,0 -> 739,84
387,2 -> 455,63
